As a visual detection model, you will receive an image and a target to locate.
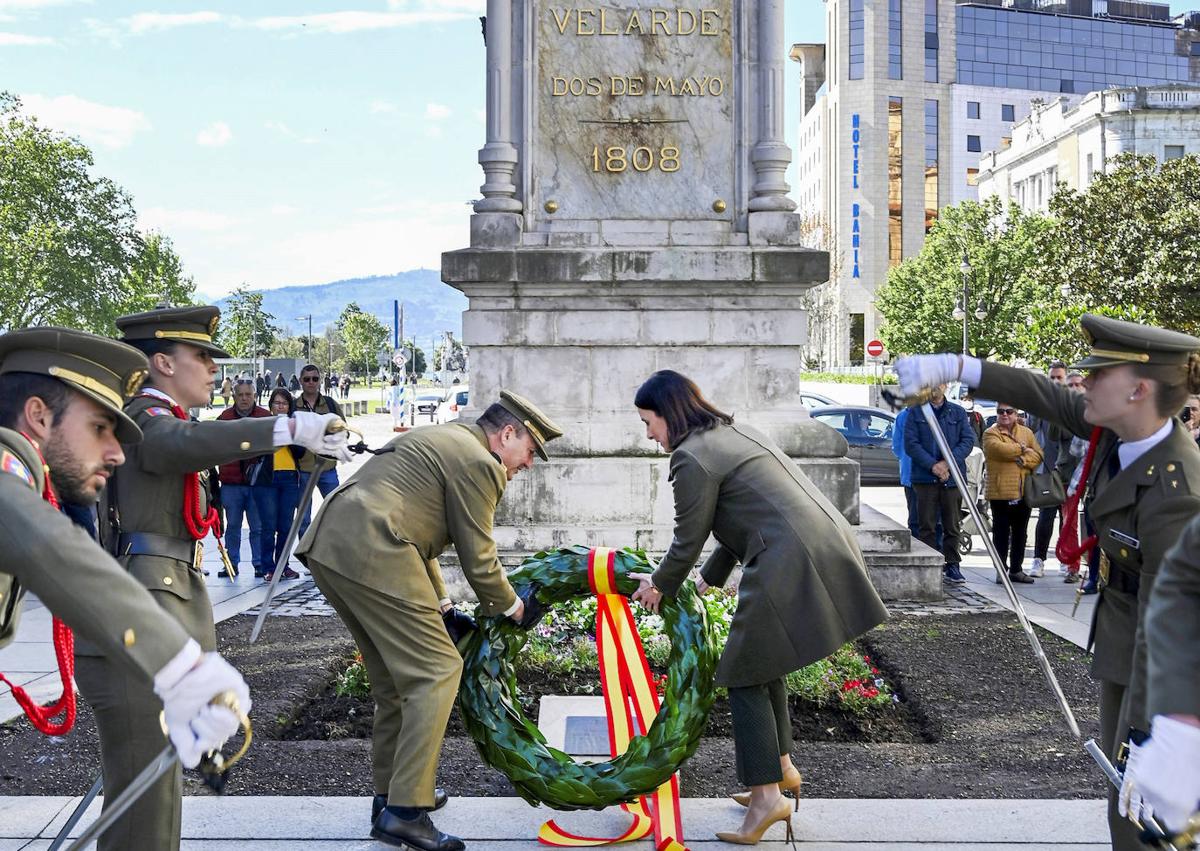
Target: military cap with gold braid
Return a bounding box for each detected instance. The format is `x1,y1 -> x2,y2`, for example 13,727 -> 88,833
1072,312 -> 1200,370
0,327 -> 149,443
496,389 -> 564,460
116,304 -> 230,359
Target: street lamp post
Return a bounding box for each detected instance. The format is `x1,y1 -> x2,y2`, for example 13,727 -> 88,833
952,252 -> 988,357
295,315 -> 312,363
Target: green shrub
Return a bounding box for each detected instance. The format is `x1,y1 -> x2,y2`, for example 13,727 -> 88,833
800,371 -> 897,385
335,651 -> 371,698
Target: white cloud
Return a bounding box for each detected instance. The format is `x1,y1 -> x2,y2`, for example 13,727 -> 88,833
196,120 -> 232,147
20,93 -> 150,149
264,119 -> 319,145
124,11 -> 221,34
387,0 -> 484,10
270,204 -> 299,216
248,11 -> 473,35
369,99 -> 396,114
0,30 -> 53,44
424,102 -> 451,121
140,207 -> 237,233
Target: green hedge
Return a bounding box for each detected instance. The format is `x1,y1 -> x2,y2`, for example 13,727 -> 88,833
800,371 -> 898,385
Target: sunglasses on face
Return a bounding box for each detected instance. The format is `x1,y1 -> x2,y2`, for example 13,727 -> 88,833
302,376 -> 321,382
997,408 -> 1017,415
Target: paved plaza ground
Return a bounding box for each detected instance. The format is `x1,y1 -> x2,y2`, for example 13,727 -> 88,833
0,414 -> 1109,848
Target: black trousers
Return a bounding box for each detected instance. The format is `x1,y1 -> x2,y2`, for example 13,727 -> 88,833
914,482 -> 963,565
989,499 -> 1033,574
728,678 -> 791,787
1033,504 -> 1061,561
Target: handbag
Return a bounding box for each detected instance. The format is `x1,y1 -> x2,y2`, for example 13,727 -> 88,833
1023,468 -> 1066,508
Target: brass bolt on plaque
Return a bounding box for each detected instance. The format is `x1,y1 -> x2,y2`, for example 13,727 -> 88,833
544,200 -> 559,214
712,199 -> 727,213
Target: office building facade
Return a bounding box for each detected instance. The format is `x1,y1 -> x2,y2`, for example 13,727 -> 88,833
793,0 -> 1200,365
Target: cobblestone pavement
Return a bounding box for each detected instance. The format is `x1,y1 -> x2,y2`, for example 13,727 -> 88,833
887,583 -> 1005,616
245,578 -> 335,617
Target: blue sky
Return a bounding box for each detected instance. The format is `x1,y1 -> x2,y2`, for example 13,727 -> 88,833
1,1 -> 1190,296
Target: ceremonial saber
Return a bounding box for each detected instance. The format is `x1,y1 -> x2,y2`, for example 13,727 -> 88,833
1084,739 -> 1197,851
48,774 -> 103,850
917,400 -> 1082,740
248,465 -> 321,643
66,694 -> 251,850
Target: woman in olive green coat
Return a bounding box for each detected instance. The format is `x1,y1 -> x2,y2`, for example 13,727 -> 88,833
630,371 -> 888,845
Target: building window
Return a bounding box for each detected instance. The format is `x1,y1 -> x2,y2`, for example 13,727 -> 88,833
889,96 -> 903,268
925,99 -> 939,233
966,168 -> 979,186
925,0 -> 938,82
1164,144 -> 1185,160
967,135 -> 981,153
1001,103 -> 1015,122
849,0 -> 864,80
967,101 -> 980,120
889,0 -> 903,79
850,313 -> 866,365
1086,152 -> 1094,184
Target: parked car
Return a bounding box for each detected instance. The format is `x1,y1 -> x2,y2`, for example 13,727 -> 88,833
808,406 -> 900,486
414,391 -> 448,423
437,386 -> 469,424
800,391 -> 839,410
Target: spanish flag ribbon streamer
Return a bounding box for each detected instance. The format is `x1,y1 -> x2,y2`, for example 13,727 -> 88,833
538,547 -> 688,851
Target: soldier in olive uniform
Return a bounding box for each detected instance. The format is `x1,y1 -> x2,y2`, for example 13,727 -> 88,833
295,390 -> 562,851
74,305 -> 353,851
0,327 -> 250,771
1123,511 -> 1200,834
898,314 -> 1200,851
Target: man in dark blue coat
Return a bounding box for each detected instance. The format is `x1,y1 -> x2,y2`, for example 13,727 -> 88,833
904,383 -> 976,583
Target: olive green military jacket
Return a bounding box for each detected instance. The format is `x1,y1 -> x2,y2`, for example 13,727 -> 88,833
651,422 -> 889,689
82,393 -> 279,653
0,428 -> 191,680
295,393 -> 342,475
1145,513 -> 1200,719
977,362 -> 1200,729
295,422 -> 519,617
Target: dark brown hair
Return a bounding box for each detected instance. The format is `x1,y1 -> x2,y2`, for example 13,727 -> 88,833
268,387 -> 295,415
634,370 -> 732,449
1134,352 -> 1200,419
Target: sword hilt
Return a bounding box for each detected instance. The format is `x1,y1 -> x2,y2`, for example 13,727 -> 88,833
880,386 -> 936,410
197,690 -> 253,794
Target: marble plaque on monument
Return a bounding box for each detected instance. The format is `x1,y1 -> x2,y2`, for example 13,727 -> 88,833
532,1 -> 735,222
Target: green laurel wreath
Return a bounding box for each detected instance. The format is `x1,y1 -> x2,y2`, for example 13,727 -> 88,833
456,545 -> 719,810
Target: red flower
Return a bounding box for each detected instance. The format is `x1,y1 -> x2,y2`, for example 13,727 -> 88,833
862,687 -> 880,698
871,667 -> 880,674
842,679 -> 862,691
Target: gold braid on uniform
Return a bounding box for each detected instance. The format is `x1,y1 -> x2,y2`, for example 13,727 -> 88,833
456,545 -> 718,810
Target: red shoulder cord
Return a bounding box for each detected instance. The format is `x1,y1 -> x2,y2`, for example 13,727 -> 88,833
161,402 -> 222,542
0,434 -> 76,736
1056,426 -> 1103,565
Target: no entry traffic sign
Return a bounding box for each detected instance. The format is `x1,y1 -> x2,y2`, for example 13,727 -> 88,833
866,339 -> 885,358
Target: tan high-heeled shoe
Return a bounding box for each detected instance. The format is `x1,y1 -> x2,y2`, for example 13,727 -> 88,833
715,796 -> 795,846
730,766 -> 802,810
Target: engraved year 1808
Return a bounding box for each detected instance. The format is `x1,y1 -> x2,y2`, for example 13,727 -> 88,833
590,144 -> 681,174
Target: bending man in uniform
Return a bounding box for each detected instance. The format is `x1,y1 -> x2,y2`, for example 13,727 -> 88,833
74,305 -> 354,851
296,391 -> 562,851
0,328 -> 250,776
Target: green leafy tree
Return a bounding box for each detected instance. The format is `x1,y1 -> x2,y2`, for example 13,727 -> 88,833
433,336 -> 466,372
341,306 -> 389,377
116,232 -> 197,320
1016,303 -> 1154,366
218,286 -> 279,359
1029,152 -> 1200,335
0,93 -> 142,332
877,196 -> 1053,358
398,340 -> 426,379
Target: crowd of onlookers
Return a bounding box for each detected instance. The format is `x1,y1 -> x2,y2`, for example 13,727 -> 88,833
213,363 -> 346,582
892,361 -> 1200,588
216,367 -> 353,408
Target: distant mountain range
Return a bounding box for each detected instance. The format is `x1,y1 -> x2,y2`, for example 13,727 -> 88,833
208,269 -> 467,354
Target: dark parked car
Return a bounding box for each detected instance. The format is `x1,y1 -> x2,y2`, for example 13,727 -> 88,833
808,406 -> 900,486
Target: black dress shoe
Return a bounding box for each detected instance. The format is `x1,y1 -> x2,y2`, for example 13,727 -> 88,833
371,809 -> 464,851
372,790 -> 449,823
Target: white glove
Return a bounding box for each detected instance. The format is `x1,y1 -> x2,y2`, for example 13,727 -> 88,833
154,644 -> 252,769
894,354 -> 962,397
291,411 -> 353,463
1119,740 -> 1154,825
1135,716 -> 1200,832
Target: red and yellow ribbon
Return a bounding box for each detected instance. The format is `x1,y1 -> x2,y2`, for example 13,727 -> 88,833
539,548 -> 687,851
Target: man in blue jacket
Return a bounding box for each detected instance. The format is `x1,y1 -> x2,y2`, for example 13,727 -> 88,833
904,384 -> 976,584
